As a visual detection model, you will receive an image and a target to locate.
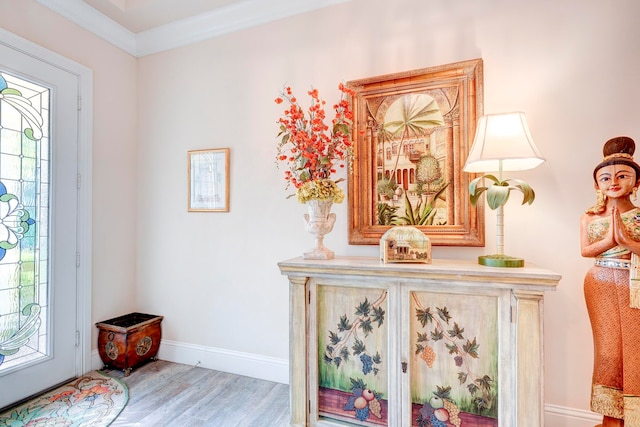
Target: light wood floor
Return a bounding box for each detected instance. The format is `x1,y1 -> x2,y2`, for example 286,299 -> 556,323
105,360 -> 290,426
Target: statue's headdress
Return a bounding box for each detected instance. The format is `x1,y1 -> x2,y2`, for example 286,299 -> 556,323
593,136 -> 640,180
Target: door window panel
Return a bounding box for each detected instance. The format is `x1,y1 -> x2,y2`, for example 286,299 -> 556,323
0,71 -> 48,372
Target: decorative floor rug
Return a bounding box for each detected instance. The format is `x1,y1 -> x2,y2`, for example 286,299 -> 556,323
0,370 -> 128,427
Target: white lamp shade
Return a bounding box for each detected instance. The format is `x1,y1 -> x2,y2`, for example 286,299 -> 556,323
463,112 -> 545,173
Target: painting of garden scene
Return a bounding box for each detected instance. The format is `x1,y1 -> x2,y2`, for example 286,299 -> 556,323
347,60 -> 483,246
371,91 -> 452,228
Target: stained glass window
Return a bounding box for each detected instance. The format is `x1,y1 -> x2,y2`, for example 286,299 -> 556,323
0,71 -> 49,372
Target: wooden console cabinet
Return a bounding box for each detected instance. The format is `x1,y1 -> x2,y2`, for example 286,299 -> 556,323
279,257 -> 560,427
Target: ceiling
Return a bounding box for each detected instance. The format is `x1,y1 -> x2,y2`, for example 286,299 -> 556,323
35,0 -> 351,57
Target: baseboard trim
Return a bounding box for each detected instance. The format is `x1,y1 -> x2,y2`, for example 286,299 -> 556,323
545,403 -> 601,425
91,339 -> 288,385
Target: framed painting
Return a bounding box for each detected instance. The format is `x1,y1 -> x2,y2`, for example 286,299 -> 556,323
188,148 -> 230,212
347,59 -> 485,246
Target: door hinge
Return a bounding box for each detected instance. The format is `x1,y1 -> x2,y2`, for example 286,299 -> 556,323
76,252 -> 80,268
78,95 -> 82,111
77,174 -> 81,189
308,289 -> 311,305
75,331 -> 80,347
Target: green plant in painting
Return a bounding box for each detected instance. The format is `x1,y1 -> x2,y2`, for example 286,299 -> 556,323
416,154 -> 444,194
399,183 -> 448,226
376,177 -> 397,200
377,202 -> 400,226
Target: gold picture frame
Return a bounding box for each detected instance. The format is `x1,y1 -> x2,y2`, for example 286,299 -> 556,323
347,59 -> 484,246
188,148 -> 230,212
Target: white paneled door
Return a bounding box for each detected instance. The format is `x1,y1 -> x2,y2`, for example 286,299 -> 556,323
0,33 -> 81,409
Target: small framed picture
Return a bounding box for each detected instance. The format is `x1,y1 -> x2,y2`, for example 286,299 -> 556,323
188,148 -> 230,212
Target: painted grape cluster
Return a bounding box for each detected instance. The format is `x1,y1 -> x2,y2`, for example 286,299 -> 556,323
360,353 -> 374,375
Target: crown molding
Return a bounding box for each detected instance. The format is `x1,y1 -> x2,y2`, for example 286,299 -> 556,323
136,0 -> 351,56
36,0 -> 351,57
36,0 -> 137,56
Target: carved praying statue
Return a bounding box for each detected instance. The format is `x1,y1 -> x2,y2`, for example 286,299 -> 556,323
580,136 -> 640,427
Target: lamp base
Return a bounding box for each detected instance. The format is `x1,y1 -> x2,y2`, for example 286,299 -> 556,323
478,254 -> 524,268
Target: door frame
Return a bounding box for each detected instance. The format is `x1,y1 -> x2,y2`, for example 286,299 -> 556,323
0,28 -> 93,375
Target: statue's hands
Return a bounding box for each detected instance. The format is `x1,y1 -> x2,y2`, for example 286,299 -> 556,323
612,207 -> 640,256
612,206 -> 629,244
608,207 -> 619,243
580,211 -> 618,258
581,205 -> 640,258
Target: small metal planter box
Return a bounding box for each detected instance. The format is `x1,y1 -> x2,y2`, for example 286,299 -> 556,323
96,312 -> 163,376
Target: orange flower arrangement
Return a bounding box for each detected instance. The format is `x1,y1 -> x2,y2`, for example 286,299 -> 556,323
275,83 -> 355,203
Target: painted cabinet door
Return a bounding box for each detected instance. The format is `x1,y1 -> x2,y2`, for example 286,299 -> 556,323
308,278 -> 398,426
280,257 -> 558,427
403,286 -> 513,427
307,279 -> 513,427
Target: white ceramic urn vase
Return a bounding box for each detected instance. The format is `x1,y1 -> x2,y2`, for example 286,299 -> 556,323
303,199 -> 336,260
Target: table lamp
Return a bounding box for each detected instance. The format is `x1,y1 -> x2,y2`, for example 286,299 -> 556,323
463,112 -> 545,267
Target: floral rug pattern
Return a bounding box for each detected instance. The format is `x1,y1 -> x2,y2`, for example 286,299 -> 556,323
0,371 -> 128,427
